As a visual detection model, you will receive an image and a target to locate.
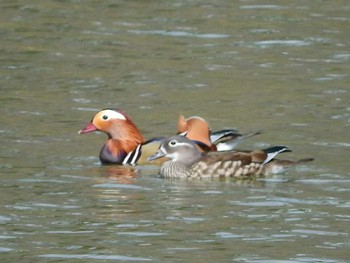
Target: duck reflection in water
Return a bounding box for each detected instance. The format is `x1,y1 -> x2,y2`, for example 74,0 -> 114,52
100,165 -> 138,184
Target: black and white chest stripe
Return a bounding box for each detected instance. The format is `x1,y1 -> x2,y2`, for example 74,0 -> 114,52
122,144 -> 142,165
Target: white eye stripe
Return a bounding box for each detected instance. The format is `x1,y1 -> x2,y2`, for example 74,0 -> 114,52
101,110 -> 126,121
168,141 -> 190,147
176,142 -> 189,147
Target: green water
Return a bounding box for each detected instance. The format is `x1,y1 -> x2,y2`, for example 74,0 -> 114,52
1,0 -> 349,262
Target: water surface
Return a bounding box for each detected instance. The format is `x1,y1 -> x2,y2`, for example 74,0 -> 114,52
1,0 -> 349,262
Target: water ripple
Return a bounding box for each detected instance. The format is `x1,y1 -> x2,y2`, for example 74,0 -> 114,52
18,178 -> 71,184
165,247 -> 201,251
0,215 -> 12,223
33,203 -> 80,209
296,179 -> 350,184
292,229 -> 348,237
117,231 -> 166,237
39,254 -> 152,261
215,232 -> 243,238
240,5 -> 288,10
0,247 -> 13,252
93,183 -> 152,190
128,29 -> 230,39
313,142 -> 350,148
270,197 -> 340,205
46,230 -> 94,234
230,201 -> 287,207
255,40 -> 311,48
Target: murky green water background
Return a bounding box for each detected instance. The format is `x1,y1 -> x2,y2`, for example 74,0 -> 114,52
1,0 -> 349,262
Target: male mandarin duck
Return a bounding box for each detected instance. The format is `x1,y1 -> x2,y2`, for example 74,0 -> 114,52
148,135 -> 293,178
79,109 -> 242,165
79,108 -> 163,165
177,115 -> 261,152
177,115 -> 213,151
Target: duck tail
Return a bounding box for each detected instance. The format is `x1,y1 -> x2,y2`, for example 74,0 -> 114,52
262,145 -> 291,165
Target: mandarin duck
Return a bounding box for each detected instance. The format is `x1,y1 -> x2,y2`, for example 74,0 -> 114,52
78,108 -> 159,165
177,115 -> 261,152
148,135 -> 291,178
79,109 -> 238,165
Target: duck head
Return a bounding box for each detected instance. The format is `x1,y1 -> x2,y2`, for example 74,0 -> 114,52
79,109 -> 140,138
177,115 -> 213,151
79,109 -> 145,164
149,135 -> 202,167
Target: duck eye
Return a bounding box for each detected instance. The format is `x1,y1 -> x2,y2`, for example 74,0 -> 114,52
169,140 -> 177,147
102,115 -> 108,120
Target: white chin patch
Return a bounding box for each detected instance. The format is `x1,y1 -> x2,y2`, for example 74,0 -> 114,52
167,152 -> 179,161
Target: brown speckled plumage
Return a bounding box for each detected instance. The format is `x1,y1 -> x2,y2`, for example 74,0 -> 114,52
149,136 -> 290,179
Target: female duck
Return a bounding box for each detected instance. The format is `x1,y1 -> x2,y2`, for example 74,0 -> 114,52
148,136 -> 291,178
